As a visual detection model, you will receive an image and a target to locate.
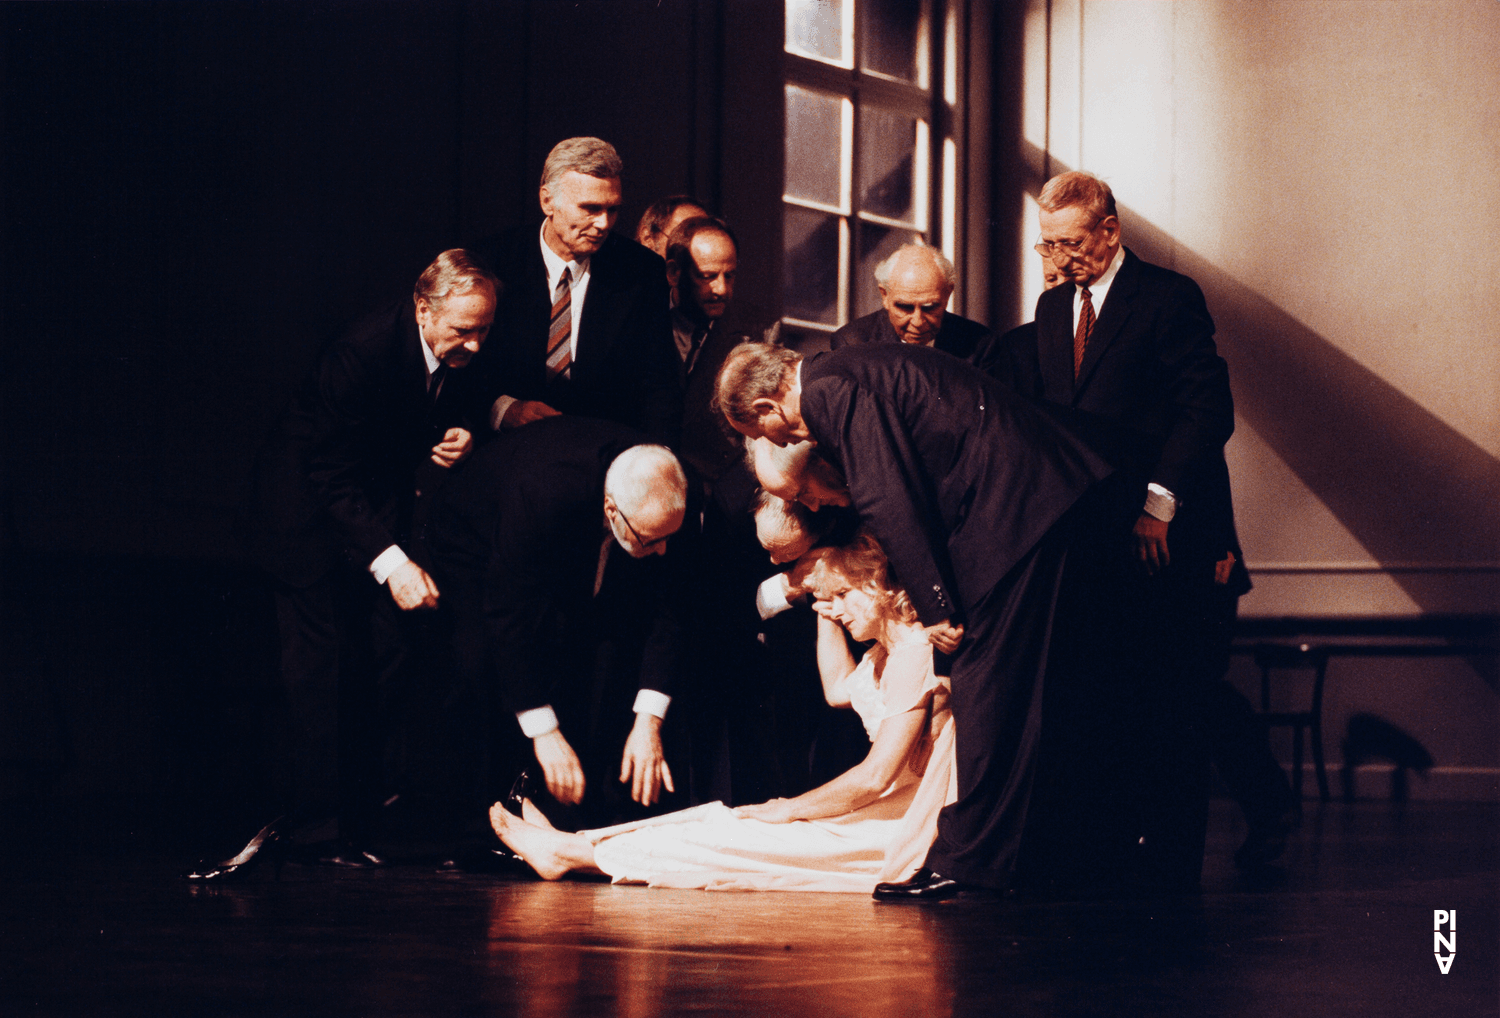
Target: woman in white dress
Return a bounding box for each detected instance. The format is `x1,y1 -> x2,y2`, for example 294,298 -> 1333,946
488,532 -> 957,892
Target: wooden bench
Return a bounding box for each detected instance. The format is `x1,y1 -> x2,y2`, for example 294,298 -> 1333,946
1231,615 -> 1499,801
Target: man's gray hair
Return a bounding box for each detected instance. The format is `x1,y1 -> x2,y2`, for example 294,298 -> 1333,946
604,444 -> 687,516
873,242 -> 956,289
541,137 -> 624,190
753,437 -> 815,479
1038,170 -> 1117,220
413,249 -> 499,309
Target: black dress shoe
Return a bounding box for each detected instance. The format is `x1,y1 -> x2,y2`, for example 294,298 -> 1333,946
872,867 -> 963,901
183,816 -> 287,881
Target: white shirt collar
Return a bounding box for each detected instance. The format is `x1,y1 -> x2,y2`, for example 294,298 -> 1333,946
1086,244 -> 1125,295
539,222 -> 589,293
416,312 -> 441,376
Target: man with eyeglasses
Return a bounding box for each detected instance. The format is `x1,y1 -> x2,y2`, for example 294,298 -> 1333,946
426,416 -> 691,841
1020,170 -> 1256,892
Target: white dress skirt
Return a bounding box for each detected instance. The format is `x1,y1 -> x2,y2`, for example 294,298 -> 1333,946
584,638 -> 956,892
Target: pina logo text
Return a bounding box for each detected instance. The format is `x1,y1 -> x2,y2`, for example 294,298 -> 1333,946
1433,910 -> 1456,974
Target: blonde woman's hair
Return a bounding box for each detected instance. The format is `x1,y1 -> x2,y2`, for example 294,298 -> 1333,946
805,530 -> 917,625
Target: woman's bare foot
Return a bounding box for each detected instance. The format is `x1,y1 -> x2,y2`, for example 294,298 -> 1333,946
520,797 -> 554,830
488,803 -> 596,881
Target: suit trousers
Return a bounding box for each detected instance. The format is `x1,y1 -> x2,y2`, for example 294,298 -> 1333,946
272,566 -> 421,844
923,512 -> 1073,890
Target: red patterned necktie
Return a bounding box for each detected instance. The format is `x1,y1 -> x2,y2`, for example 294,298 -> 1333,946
547,267 -> 572,380
1074,285 -> 1094,378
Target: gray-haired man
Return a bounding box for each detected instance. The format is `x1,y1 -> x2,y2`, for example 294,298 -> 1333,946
472,137 -> 682,445
829,243 -> 995,363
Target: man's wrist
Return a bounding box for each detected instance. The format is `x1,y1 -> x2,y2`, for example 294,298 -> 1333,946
517,705 -> 559,738
490,394 -> 518,430
756,573 -> 793,620
1143,483 -> 1177,523
369,545 -> 409,584
632,689 -> 671,720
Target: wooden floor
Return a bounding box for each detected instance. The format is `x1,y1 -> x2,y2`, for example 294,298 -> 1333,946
2,799 -> 1496,1017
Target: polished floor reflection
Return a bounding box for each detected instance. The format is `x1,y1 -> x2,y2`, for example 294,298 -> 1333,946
3,800 -> 1495,1017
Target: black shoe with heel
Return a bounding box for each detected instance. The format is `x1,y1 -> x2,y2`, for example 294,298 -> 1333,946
183,816 -> 288,882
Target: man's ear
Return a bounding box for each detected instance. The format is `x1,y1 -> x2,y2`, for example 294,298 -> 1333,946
1100,214 -> 1121,246
665,259 -> 681,289
749,397 -> 781,420
539,184 -> 553,216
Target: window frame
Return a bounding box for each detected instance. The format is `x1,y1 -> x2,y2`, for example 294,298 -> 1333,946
782,0 -> 962,340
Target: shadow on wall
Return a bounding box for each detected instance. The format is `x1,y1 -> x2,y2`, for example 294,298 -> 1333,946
1023,153 -> 1499,688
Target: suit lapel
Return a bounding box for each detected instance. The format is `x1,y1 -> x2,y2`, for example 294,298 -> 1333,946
1073,248 -> 1140,397
573,235 -> 625,383
524,238 -> 554,389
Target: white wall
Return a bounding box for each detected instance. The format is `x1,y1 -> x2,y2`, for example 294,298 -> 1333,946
1018,0 -> 1500,796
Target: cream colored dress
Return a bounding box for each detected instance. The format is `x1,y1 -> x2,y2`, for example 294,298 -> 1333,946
584,635 -> 956,892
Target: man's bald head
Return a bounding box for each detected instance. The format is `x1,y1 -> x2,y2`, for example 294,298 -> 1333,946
873,244 -> 956,345
749,438 -> 850,513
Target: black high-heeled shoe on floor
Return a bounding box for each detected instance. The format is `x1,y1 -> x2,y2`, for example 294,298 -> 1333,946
504,768 -> 540,819
183,816 -> 288,881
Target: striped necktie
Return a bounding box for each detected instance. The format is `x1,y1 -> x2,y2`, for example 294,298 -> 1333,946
547,267 -> 572,380
1074,285 -> 1094,378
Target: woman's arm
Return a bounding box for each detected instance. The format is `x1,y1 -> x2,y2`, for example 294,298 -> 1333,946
734,705 -> 926,822
735,642 -> 933,823
814,613 -> 858,708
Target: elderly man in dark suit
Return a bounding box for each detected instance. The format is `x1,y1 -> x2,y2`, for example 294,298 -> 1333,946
829,243 -> 994,364
1022,171 -> 1294,881
189,251 -> 498,880
427,417 -> 690,830
716,341 -> 1111,899
472,137 -> 682,445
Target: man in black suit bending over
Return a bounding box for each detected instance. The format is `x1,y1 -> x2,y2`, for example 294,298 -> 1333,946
473,137 -> 681,445
191,251 -> 498,879
715,342 -> 1111,900
428,418 -> 690,828
829,243 -> 994,365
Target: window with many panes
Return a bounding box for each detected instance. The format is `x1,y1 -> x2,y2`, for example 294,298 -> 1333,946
782,0 -> 961,342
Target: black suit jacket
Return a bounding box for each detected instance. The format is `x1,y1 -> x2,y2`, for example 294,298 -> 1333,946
428,416 -> 684,717
680,320 -> 754,482
829,308 -> 995,363
971,320 -> 1034,392
1028,247 -> 1236,572
472,226 -> 681,444
798,345 -> 1111,625
254,298 -> 492,587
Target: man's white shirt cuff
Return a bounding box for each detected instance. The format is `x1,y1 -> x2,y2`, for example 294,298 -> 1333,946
489,394 -> 518,431
1143,483 -> 1178,522
517,706 -> 560,738
370,545 -> 409,585
633,689 -> 672,720
756,574 -> 792,620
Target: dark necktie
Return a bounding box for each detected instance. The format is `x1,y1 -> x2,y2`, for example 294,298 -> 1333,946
1074,285 -> 1095,378
547,267 -> 572,380
427,363 -> 448,402
684,324 -> 708,376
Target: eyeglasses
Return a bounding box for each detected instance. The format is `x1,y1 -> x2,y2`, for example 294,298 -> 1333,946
1034,215 -> 1103,259
614,504 -> 671,552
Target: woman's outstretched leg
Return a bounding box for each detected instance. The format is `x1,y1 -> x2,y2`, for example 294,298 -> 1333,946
488,803 -> 603,880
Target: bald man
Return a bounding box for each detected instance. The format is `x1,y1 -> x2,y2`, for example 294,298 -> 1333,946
829,243 -> 995,363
